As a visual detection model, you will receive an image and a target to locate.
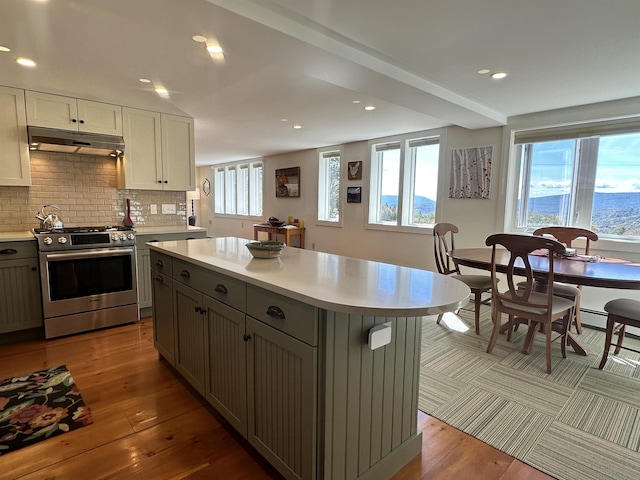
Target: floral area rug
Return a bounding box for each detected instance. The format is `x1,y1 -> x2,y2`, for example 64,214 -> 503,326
0,365 -> 92,455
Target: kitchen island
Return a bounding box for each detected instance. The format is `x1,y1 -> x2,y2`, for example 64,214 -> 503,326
147,237 -> 470,480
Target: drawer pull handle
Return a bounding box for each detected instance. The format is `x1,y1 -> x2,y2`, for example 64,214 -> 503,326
155,275 -> 164,283
266,305 -> 285,320
195,306 -> 202,313
243,334 -> 251,342
154,260 -> 163,267
214,284 -> 228,295
0,248 -> 18,255
180,270 -> 190,279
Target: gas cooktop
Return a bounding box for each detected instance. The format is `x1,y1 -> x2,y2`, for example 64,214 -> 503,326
33,226 -> 134,235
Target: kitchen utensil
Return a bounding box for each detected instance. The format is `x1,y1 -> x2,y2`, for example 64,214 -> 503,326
124,198 -> 134,228
36,205 -> 64,229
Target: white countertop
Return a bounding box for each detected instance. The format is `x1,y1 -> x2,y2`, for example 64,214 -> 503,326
134,225 -> 208,235
0,231 -> 36,242
148,236 -> 470,317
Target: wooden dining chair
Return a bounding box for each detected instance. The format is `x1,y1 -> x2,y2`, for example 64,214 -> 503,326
598,298 -> 640,369
433,223 -> 494,334
485,233 -> 576,374
532,226 -> 599,334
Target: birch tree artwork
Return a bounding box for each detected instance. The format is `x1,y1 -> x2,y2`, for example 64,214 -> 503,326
449,146 -> 493,199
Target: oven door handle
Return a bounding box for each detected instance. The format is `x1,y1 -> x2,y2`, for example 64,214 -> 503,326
43,248 -> 136,261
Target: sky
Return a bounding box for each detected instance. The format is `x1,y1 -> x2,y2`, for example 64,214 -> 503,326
528,133 -> 640,197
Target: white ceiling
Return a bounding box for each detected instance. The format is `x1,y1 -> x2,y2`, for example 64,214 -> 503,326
1,0 -> 639,166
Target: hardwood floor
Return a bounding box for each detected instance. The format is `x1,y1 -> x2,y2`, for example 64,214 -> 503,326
0,319 -> 553,480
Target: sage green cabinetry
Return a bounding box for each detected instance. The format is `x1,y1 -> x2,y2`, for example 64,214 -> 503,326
150,251 -> 175,365
137,230 -> 206,317
0,86 -> 31,186
0,242 -> 43,333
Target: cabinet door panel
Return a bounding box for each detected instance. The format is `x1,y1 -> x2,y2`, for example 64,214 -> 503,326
0,258 -> 43,333
247,317 -> 317,480
174,282 -> 207,394
120,108 -> 163,190
151,272 -> 175,364
0,86 -> 30,186
25,91 -> 77,130
204,297 -> 247,436
77,99 -> 122,135
161,114 -> 195,191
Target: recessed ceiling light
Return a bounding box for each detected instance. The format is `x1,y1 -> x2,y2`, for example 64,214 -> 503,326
139,78 -> 151,83
292,125 -> 302,129
192,35 -> 207,43
352,100 -> 361,104
477,68 -> 490,75
490,72 -> 508,79
280,118 -> 288,122
154,87 -> 169,99
206,44 -> 223,54
364,105 -> 376,111
0,46 -> 10,52
16,57 -> 36,67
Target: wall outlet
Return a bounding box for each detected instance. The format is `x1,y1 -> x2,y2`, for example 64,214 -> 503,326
161,204 -> 176,214
150,204 -> 157,215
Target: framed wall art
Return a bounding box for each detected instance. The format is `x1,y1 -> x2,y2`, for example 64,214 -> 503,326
275,166 -> 300,198
348,161 -> 362,180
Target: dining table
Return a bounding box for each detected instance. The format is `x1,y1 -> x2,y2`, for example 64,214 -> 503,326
449,247 -> 640,356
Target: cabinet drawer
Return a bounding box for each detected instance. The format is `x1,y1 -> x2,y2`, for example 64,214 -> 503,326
173,259 -> 246,311
247,285 -> 317,346
0,241 -> 37,260
150,250 -> 173,277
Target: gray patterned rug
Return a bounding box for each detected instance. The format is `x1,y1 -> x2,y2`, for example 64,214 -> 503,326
419,305 -> 640,480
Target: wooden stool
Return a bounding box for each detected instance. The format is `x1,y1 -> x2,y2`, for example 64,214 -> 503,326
598,298 -> 640,369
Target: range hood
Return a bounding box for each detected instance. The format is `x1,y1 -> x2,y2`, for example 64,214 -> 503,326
27,126 -> 125,157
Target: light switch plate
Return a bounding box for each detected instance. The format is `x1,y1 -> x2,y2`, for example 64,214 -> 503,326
161,204 -> 176,214
150,204 -> 157,215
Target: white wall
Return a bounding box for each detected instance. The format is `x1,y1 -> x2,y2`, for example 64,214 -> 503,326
200,126 -> 504,271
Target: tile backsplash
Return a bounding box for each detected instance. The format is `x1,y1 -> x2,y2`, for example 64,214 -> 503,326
0,152 -> 187,232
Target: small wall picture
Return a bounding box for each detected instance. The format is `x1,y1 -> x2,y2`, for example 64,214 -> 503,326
348,161 -> 362,180
275,166 -> 300,198
347,186 -> 362,203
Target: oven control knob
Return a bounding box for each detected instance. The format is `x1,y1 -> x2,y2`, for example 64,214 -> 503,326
127,233 -> 135,240
111,234 -> 119,241
43,237 -> 53,245
58,237 -> 67,244
120,234 -> 127,241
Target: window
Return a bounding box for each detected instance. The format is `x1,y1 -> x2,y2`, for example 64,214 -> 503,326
512,120 -> 640,237
213,160 -> 263,216
368,136 -> 440,228
317,150 -> 341,223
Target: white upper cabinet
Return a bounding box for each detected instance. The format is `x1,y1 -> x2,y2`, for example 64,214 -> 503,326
118,108 -> 195,191
0,86 -> 31,186
25,91 -> 123,136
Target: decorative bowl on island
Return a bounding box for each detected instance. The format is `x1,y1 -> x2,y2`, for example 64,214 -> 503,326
245,241 -> 286,258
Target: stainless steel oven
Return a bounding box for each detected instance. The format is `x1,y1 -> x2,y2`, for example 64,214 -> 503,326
34,227 -> 139,338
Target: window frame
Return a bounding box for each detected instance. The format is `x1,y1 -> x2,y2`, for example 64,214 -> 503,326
316,146 -> 344,227
212,159 -> 264,219
506,117 -> 640,239
366,131 -> 443,233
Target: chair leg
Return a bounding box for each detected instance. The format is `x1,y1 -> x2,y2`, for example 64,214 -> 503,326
545,322 -> 553,374
573,296 -> 583,334
614,324 -> 626,354
473,290 -> 482,335
436,313 -> 444,324
560,312 -> 571,359
486,306 -> 502,354
599,315 -> 616,369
